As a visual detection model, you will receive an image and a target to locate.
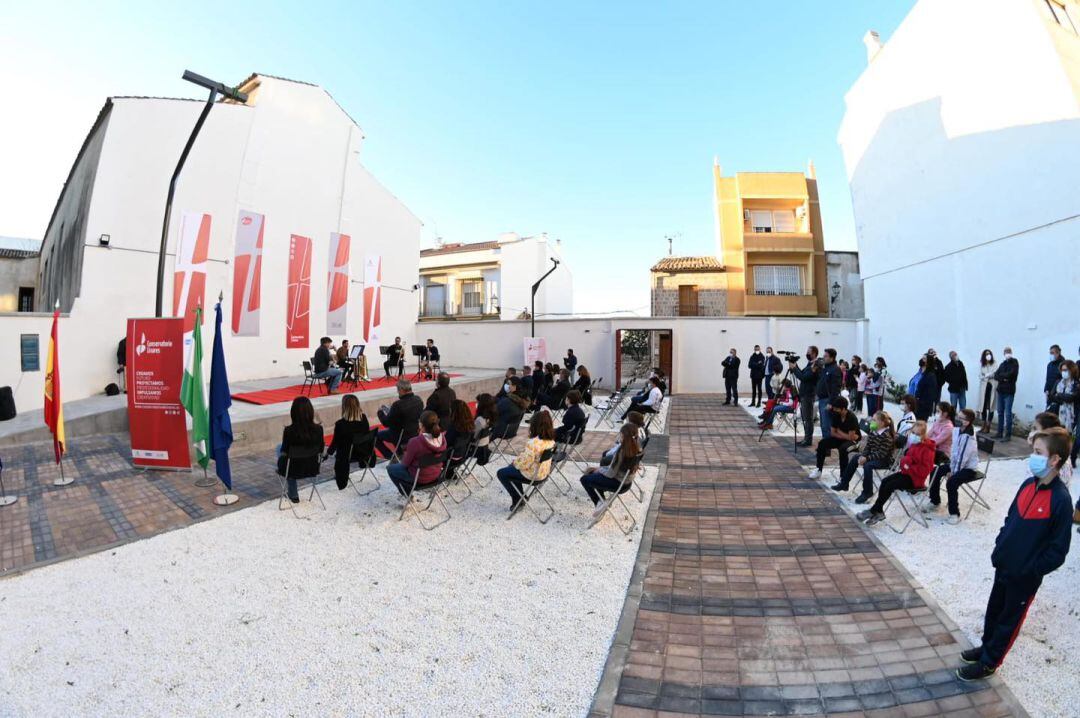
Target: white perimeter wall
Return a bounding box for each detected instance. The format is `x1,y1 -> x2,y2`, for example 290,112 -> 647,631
839,0 -> 1080,421
419,317 -> 866,394
1,77 -> 421,412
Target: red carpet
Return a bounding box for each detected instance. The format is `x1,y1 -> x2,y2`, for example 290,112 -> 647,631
233,374 -> 463,406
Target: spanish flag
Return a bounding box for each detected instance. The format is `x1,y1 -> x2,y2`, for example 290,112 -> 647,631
44,307 -> 65,463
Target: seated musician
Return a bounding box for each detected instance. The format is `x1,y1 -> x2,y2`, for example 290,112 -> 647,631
336,339 -> 353,381
312,337 -> 343,394
383,337 -> 406,379
421,338 -> 441,380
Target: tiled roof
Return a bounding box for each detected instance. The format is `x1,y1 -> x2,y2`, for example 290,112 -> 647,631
650,256 -> 725,273
420,241 -> 501,257
0,248 -> 40,260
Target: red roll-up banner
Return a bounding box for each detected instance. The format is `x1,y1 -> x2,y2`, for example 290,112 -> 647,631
126,317 -> 192,470
286,234 -> 312,349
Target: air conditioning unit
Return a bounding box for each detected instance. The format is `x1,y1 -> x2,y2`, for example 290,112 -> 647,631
743,209 -> 751,220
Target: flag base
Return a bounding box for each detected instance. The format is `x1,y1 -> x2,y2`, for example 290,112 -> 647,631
53,477 -> 74,487
0,495 -> 16,507
213,493 -> 239,506
194,472 -> 217,488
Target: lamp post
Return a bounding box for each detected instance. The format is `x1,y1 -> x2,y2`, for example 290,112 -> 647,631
530,258 -> 560,338
154,71 -> 248,317
829,281 -> 842,318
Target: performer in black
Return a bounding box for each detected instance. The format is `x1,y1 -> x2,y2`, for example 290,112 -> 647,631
383,337 -> 406,379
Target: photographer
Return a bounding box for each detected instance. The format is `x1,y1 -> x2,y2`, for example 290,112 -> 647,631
794,346 -> 820,446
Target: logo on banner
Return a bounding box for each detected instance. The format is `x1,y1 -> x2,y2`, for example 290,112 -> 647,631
286,234 -> 312,348
126,318 -> 191,470
232,210 -> 264,337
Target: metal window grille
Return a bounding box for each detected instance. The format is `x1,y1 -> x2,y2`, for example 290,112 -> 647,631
753,265 -> 801,296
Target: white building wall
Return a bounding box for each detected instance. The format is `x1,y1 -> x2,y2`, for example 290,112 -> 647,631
2,76 -> 421,411
838,0 -> 1080,422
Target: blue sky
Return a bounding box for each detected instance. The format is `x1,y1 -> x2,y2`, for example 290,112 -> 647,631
1,0 -> 913,314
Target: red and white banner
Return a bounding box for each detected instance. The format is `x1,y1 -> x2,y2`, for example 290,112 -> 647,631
327,232 -> 350,335
173,211 -> 210,342
363,255 -> 382,344
286,234 -> 312,349
126,318 -> 191,470
524,337 -> 547,366
232,210 -> 263,336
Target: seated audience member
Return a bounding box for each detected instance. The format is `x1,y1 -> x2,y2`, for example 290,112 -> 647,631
928,401 -> 956,467
895,394 -> 918,448
276,397 -> 324,503
375,379 -> 424,458
425,372 -> 456,425
601,412 -> 646,467
927,408 -> 980,518
537,369 -> 572,411
312,336 -> 344,393
326,394 -> 373,490
769,364 -> 784,401
496,411 -> 556,511
444,399 -> 475,472
808,397 -> 861,480
555,389 -> 588,444
856,421 -> 937,525
382,337 -> 407,379
385,411 -> 447,496
622,376 -> 663,420
573,365 -> 592,401
654,369 -> 668,394
495,367 -> 518,398
521,366 -> 535,397
581,423 -> 643,511
757,380 -> 797,429
493,377 -> 529,440
472,392 -> 498,465
831,411 -> 895,503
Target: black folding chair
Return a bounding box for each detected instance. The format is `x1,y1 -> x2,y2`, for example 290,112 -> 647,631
507,447 -> 557,524
301,360 -> 331,396
346,429 -> 380,497
490,419 -> 522,464
459,426 -> 495,487
398,449 -> 452,530
442,434 -> 475,504
278,444 -> 326,518
587,453 -> 644,535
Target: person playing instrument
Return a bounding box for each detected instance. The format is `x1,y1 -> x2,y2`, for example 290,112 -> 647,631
383,337 -> 406,379
419,338 -> 441,380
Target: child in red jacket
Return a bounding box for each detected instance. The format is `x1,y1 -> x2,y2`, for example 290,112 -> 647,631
857,420 -> 936,525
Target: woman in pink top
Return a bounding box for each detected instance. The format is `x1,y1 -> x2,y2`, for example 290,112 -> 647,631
927,401 -> 955,468
386,411 -> 447,496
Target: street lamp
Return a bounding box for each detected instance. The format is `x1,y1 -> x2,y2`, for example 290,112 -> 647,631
154,71 -> 248,317
829,281 -> 842,318
530,257 -> 560,338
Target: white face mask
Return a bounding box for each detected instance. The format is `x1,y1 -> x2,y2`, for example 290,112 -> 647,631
1063,370 -> 1071,379
1004,352 -> 1012,359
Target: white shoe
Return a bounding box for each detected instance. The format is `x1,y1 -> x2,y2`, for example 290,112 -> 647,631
592,502 -> 608,519
808,468 -> 822,480
922,503 -> 941,514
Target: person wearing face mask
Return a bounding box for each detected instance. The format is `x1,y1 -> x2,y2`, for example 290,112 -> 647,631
496,367 -> 517,399
926,349 -> 946,402
1044,344 -> 1064,410
865,357 -> 888,416
808,396 -> 860,480
977,349 -> 997,433
748,345 -> 766,408
895,394 -> 918,448
1048,360 -> 1078,433
943,351 -> 969,410
927,408 -> 979,520
794,346 -> 820,446
721,348 -> 741,406
815,348 -> 843,439
913,357 -> 939,421
992,347 -> 1020,441
857,420 -> 937,526
764,347 -> 783,401
956,427 -> 1073,682
831,410 -> 894,502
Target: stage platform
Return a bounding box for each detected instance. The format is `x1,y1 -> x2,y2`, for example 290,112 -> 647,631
0,368 -> 505,454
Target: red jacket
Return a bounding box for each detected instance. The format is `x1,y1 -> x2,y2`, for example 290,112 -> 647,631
899,438 -> 937,489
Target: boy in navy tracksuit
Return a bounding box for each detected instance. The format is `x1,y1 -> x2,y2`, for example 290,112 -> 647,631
957,427 -> 1073,681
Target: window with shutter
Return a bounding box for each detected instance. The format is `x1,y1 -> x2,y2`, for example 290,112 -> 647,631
752,265 -> 802,296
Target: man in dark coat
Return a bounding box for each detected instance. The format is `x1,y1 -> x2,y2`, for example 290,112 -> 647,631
927,348 -> 946,402
943,350 -> 969,410
376,379 -> 424,458
748,345 -> 766,408
994,348 -> 1020,441
721,349 -> 741,406
1044,344 -> 1064,410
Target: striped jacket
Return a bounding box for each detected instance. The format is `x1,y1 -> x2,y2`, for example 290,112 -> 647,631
861,429 -> 895,464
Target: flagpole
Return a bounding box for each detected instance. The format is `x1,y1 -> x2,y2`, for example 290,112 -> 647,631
0,461 -> 16,506
49,300 -> 74,487
210,291 -> 239,507
53,455 -> 73,486
195,465 -> 216,488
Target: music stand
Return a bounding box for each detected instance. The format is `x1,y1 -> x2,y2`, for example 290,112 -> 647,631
379,345 -> 396,379
0,458 -> 16,507
411,345 -> 428,381
346,344 -> 367,389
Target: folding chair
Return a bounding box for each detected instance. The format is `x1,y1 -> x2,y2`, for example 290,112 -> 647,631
442,433 -> 475,504
398,450 -> 452,530
376,429 -> 406,464
459,426 -> 495,487
587,453 -> 644,535
758,405 -> 797,442
507,447 -> 557,524
490,419 -> 522,464
277,444 -> 327,518
549,427 -> 586,495
882,465 -> 934,534
565,422 -> 591,469
301,361 -> 322,396
956,434 -> 995,522
346,429 -> 381,497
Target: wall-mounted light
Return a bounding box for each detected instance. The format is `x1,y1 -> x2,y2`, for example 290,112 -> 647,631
99,234 -> 111,247
829,281 -> 841,304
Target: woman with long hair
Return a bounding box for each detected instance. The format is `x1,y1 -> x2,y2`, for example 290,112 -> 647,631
277,396 -> 324,502
927,408 -> 980,519
573,365 -> 592,402
385,411 -> 446,496
580,422 -> 643,512
977,349 -> 997,432
473,392 -> 497,464
327,394 -> 373,490
496,410 -> 556,511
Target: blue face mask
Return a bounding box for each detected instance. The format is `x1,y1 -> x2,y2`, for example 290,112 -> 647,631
908,435 -> 921,445
1028,454 -> 1050,478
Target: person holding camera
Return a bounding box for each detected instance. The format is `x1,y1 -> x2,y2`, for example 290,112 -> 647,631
794,347 -> 820,446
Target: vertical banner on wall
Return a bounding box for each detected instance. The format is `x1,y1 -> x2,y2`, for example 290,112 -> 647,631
173,211 -> 210,342
232,210 -> 264,336
327,232 -> 350,334
524,337 -> 547,366
363,255 -> 382,345
286,234 -> 312,349
126,317 -> 192,470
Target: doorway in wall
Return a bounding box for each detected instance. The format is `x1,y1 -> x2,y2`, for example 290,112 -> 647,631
615,328 -> 673,391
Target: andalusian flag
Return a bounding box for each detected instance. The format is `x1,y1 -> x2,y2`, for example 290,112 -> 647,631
43,307 -> 65,463
180,305 -> 209,469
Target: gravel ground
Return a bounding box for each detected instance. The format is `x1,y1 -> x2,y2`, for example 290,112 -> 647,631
0,449 -> 658,718
743,400 -> 1080,718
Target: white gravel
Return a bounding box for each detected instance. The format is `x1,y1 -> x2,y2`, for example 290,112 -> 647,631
742,400 -> 1080,718
0,450 -> 658,718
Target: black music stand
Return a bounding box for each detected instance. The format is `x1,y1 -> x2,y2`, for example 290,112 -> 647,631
346,344 -> 367,389
380,345 -> 402,379
410,345 -> 428,381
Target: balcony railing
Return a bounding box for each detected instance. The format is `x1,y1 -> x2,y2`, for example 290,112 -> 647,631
418,300 -> 500,320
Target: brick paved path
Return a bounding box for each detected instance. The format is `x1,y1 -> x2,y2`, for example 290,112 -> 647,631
0,428 -> 620,576
592,397 -> 1025,718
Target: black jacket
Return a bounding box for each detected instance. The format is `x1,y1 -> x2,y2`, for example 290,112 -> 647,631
555,404 -> 587,444
277,423 -> 324,478
379,393 -> 424,441
914,372 -> 939,419
795,361 -> 819,400
328,418 -> 374,485
766,354 -> 783,377
721,355 -> 740,379
313,345 -> 333,374
494,395 -> 527,438
992,476 -> 1073,582
1045,356 -> 1064,394
943,360 -> 968,392
994,357 -> 1019,396
748,352 -> 766,379
815,362 -> 842,401
425,386 -> 457,424
928,356 -> 945,386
